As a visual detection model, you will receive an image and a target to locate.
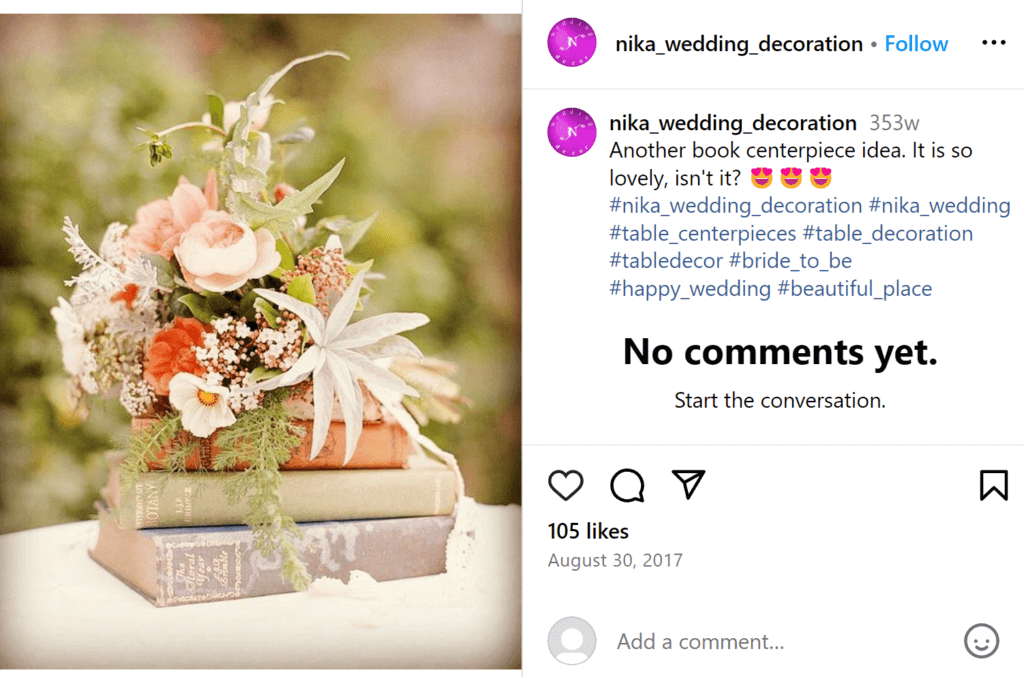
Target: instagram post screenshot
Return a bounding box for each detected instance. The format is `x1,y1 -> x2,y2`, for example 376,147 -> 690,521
0,1 -> 1021,675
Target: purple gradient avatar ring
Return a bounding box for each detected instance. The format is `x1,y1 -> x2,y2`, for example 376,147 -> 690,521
548,18 -> 596,67
548,108 -> 596,157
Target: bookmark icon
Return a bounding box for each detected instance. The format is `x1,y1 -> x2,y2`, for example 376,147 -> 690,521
980,470 -> 1008,501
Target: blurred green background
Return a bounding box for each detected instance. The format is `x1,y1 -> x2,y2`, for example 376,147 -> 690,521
0,15 -> 521,532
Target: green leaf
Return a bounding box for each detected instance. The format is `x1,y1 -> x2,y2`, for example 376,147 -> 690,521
252,51 -> 349,104
254,298 -> 281,329
142,253 -> 177,289
168,287 -> 194,317
201,292 -> 233,316
286,274 -> 316,305
177,293 -> 215,322
276,238 -> 295,271
238,158 -> 346,234
148,136 -> 173,166
345,259 -> 374,277
238,289 -> 259,320
269,238 -> 295,279
207,93 -> 225,130
318,211 -> 378,253
249,366 -> 282,383
278,158 -> 345,214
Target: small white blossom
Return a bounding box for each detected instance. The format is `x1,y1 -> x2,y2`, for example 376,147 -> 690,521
212,316 -> 234,333
99,222 -> 130,269
169,373 -> 236,438
119,378 -> 156,416
51,298 -> 88,376
228,389 -> 261,412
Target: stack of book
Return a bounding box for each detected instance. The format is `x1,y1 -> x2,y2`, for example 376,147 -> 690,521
90,404 -> 458,607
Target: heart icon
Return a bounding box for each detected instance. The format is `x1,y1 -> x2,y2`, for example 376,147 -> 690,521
548,470 -> 584,501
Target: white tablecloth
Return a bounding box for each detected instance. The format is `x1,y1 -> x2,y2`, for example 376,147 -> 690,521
0,504 -> 520,669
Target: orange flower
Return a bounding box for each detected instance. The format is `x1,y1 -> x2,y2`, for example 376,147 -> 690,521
110,284 -> 139,310
143,317 -> 211,396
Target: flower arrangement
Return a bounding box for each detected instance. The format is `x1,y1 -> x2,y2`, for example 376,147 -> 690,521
52,52 -> 466,590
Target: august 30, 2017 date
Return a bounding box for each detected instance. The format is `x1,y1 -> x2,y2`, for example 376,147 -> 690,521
549,553 -> 684,570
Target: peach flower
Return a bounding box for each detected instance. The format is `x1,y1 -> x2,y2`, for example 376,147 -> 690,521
143,317 -> 210,396
175,211 -> 281,293
124,172 -> 218,260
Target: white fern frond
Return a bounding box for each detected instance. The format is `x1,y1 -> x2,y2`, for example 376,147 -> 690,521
62,217 -> 129,300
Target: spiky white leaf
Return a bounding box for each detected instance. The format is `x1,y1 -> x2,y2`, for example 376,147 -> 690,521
251,269 -> 426,461
340,350 -> 419,398
335,312 -> 429,350
324,269 -> 366,343
350,335 -> 423,361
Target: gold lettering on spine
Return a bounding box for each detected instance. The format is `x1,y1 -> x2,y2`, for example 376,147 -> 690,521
211,549 -> 230,587
144,482 -> 159,527
164,540 -> 243,604
135,483 -> 144,528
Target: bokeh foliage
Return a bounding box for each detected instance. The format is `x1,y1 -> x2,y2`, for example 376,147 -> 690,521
0,15 -> 521,532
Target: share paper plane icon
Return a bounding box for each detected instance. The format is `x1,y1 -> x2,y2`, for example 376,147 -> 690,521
672,470 -> 706,500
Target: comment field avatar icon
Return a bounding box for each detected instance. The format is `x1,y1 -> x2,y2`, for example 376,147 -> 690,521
980,470 -> 1008,501
548,616 -> 597,665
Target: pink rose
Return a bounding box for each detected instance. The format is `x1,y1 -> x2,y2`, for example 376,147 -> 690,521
175,211 -> 281,293
125,172 -> 218,260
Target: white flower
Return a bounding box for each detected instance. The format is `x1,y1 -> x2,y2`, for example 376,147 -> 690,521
252,270 -> 428,462
202,97 -> 276,132
51,297 -> 88,376
212,316 -> 234,333
168,372 -> 236,438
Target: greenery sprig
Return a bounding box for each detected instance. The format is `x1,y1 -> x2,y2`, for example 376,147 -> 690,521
120,389 -> 309,590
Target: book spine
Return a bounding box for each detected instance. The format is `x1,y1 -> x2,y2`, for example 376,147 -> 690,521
120,467 -> 457,529
150,516 -> 454,606
136,418 -> 409,471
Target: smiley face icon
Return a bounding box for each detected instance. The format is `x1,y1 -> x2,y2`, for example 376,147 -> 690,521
751,167 -> 772,188
781,167 -> 802,188
964,623 -> 999,658
809,167 -> 832,188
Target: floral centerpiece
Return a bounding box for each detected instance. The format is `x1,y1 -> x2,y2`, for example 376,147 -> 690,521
51,52 -> 465,590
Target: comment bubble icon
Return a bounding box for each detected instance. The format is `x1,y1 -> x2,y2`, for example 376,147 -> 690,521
610,468 -> 645,503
